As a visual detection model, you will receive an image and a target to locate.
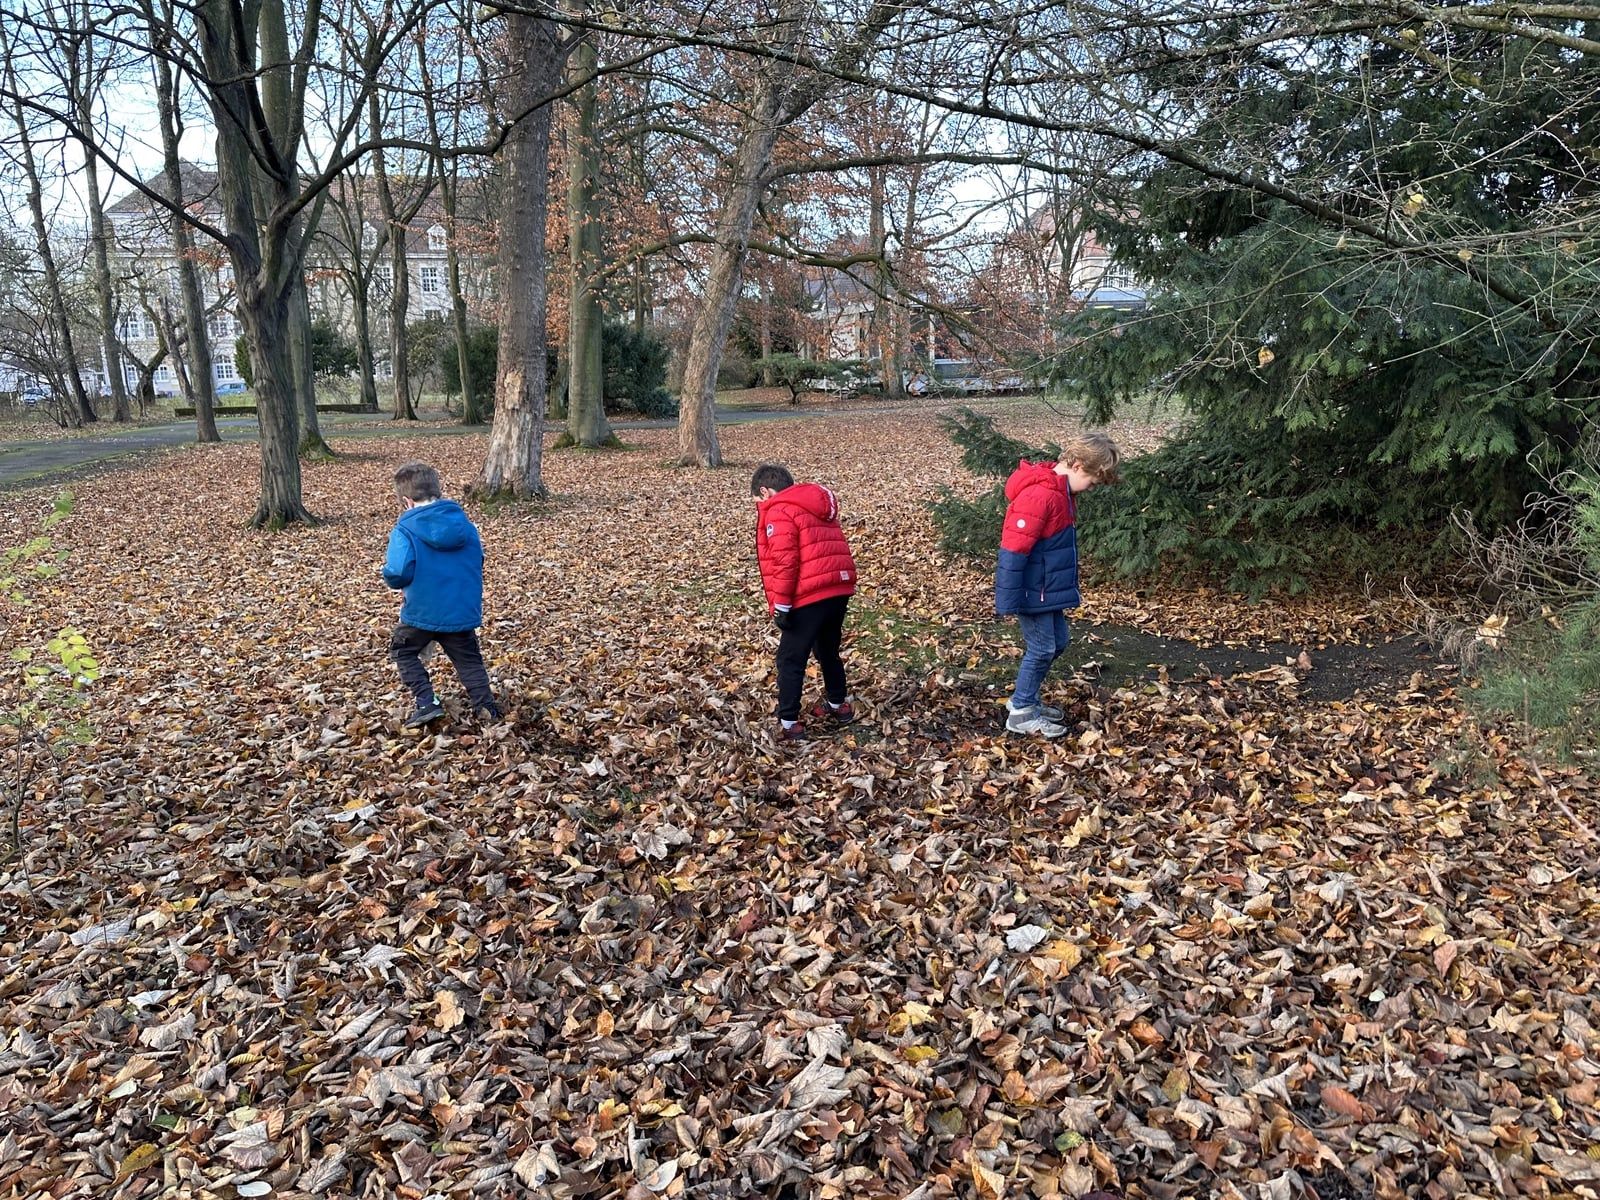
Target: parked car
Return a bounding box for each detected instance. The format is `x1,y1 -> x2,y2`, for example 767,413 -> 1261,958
18,386 -> 50,407
216,380 -> 247,396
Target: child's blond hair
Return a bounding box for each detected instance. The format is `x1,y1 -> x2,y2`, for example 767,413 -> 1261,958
1063,431 -> 1121,484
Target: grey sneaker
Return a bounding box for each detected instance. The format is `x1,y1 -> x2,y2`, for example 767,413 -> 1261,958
404,701 -> 446,728
1008,698 -> 1064,722
1005,705 -> 1068,738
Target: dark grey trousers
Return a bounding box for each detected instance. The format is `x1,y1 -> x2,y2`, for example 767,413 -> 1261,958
389,624 -> 495,709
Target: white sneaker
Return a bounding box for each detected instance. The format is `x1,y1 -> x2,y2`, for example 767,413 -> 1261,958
1007,698 -> 1064,721
1005,706 -> 1068,737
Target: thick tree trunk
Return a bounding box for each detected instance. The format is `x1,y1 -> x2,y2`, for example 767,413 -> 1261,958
239,290 -> 309,527
150,27 -> 219,443
475,13 -> 557,500
565,15 -> 612,448
676,84 -> 785,467
196,0 -> 310,526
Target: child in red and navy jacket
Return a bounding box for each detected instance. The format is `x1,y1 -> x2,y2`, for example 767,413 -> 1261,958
995,432 -> 1121,738
752,463 -> 857,741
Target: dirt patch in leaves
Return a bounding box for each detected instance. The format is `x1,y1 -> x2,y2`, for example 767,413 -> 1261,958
0,413 -> 1596,1200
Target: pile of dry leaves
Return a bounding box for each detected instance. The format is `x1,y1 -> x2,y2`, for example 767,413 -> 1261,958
1,412 -> 1595,1200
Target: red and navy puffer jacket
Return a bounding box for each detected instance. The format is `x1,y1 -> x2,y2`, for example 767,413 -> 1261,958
994,460 -> 1079,615
756,483 -> 857,613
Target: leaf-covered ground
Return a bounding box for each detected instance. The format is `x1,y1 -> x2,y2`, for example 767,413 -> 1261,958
1,414 -> 1596,1200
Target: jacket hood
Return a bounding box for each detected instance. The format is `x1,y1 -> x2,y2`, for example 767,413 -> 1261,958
767,482 -> 840,522
1004,459 -> 1062,501
399,499 -> 473,551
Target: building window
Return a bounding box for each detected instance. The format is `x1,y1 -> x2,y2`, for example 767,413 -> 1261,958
427,224 -> 447,252
362,223 -> 378,248
215,359 -> 239,382
155,366 -> 173,383
419,266 -> 441,295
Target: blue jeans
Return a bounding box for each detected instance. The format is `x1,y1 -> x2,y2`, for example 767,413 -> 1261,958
1010,611 -> 1069,709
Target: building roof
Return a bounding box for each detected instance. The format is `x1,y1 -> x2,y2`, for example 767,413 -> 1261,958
106,162 -> 220,215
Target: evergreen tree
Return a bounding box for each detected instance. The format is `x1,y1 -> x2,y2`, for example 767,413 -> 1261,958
1045,20 -> 1600,590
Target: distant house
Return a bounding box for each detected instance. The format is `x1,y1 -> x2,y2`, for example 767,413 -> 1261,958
798,255 -> 951,366
802,268 -> 877,361
992,211 -> 1148,322
105,162 -> 494,389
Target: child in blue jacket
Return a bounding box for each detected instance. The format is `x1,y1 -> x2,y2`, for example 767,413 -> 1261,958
994,432 -> 1120,737
383,462 -> 500,726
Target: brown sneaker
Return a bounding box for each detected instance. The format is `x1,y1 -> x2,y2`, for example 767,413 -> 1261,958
809,699 -> 856,725
777,721 -> 807,742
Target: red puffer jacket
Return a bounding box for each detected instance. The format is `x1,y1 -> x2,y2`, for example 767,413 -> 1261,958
756,483 -> 857,613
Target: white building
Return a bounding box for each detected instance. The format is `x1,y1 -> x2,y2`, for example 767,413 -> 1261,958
105,163 -> 494,392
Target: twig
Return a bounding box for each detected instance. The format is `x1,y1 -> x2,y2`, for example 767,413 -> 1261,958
0,734 -> 35,869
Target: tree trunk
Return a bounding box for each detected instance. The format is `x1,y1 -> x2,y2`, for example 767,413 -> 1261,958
288,231 -> 332,458
255,0 -> 329,461
565,12 -> 612,448
388,236 -> 416,420
196,0 -> 310,526
6,85 -> 93,426
369,91 -> 417,423
71,0 -> 130,422
82,154 -> 131,421
676,89 -> 784,466
353,279 -> 379,411
550,348 -> 568,420
675,0 -> 896,464
417,31 -> 479,426
758,272 -> 773,385
149,12 -> 219,443
475,12 -> 557,500
239,289 -> 310,527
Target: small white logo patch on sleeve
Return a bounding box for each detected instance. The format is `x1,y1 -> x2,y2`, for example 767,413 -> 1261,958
765,524 -> 774,536
841,571 -> 851,580
1016,519 -> 1027,528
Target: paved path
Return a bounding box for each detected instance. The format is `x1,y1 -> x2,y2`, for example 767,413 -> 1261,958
0,406 -> 862,490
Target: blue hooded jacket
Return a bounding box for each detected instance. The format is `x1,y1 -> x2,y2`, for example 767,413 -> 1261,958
383,499 -> 484,632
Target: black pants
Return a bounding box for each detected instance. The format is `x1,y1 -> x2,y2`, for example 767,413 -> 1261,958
775,595 -> 850,722
390,624 -> 496,710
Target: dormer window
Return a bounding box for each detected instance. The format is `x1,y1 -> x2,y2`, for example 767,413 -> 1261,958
427,224 -> 447,252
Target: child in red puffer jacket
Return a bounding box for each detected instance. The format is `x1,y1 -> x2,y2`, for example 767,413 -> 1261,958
752,463 -> 857,742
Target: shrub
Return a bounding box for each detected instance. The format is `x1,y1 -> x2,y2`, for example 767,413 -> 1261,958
1459,453 -> 1600,760
602,321 -> 671,414
440,324 -> 498,402
716,356 -> 758,391
309,319 -> 357,381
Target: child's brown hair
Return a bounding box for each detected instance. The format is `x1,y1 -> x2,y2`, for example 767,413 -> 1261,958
1062,432 -> 1121,485
394,462 -> 443,502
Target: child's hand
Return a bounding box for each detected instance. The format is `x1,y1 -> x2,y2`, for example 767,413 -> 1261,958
773,608 -> 794,631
